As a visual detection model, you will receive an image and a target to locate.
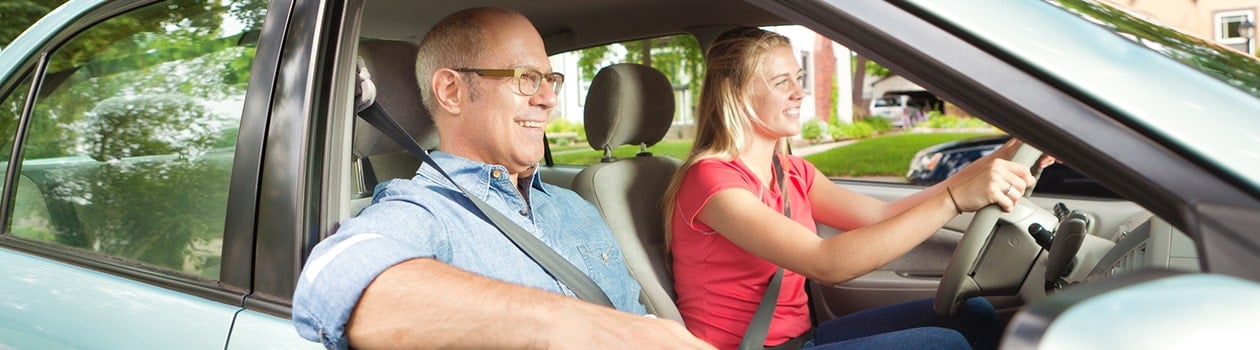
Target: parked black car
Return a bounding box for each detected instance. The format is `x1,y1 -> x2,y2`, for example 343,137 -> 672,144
906,135 -> 1118,198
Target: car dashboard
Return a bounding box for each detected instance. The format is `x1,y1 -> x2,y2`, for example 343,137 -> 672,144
1056,210 -> 1200,290
1001,209 -> 1256,350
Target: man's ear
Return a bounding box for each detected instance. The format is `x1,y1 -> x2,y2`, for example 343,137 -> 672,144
432,69 -> 463,115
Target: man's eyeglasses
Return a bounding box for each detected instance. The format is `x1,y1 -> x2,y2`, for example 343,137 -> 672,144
454,67 -> 565,96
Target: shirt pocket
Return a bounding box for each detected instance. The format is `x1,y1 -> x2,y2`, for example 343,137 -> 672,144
576,240 -> 622,282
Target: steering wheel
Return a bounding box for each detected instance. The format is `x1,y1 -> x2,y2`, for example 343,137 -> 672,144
933,143 -> 1043,316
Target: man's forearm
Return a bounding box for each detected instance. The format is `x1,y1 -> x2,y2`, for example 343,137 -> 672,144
347,258 -> 593,349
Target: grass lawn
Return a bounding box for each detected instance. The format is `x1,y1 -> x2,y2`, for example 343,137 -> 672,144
805,132 -> 995,177
549,132 -> 997,179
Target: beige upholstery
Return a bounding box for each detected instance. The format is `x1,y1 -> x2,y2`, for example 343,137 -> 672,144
571,64 -> 683,323
354,40 -> 437,185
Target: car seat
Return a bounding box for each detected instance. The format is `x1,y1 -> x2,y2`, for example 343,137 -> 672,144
351,40 -> 437,211
570,63 -> 684,323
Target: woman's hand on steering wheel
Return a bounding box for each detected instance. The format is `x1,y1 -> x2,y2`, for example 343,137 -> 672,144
951,157 -> 1038,213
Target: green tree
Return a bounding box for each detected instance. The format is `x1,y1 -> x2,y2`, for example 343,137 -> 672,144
0,0 -> 67,48
66,95 -> 229,273
850,54 -> 893,119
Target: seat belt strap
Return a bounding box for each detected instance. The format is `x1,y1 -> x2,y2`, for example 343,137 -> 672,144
739,154 -> 792,350
357,103 -> 615,308
741,268 -> 784,350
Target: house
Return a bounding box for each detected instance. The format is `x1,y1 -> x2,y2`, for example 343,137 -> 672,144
1103,0 -> 1256,55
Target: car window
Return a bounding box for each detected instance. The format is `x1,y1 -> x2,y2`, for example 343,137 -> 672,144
545,28 -> 993,183
9,0 -> 261,280
542,26 -> 1114,198
872,97 -> 899,107
547,34 -> 702,165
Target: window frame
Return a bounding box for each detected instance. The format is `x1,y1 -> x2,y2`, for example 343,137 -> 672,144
1214,10 -> 1254,44
0,0 -> 266,308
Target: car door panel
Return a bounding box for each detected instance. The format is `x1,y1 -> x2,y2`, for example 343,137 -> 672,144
0,248 -> 238,349
227,310 -> 322,349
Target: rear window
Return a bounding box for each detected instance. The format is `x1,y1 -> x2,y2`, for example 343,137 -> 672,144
9,0 -> 261,280
546,34 -> 702,166
872,97 -> 900,107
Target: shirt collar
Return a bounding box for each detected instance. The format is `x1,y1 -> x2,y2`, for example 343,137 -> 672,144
422,152 -> 550,196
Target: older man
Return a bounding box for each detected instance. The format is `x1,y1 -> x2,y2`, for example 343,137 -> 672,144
292,7 -> 712,350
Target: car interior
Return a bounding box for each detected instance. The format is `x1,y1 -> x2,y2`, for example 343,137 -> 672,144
337,0 -> 1204,340
2,0 -> 1248,347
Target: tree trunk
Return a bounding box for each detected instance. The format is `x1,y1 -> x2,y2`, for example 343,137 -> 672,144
852,55 -> 868,120
639,39 -> 652,67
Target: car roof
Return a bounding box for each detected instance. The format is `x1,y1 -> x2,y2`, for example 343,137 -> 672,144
360,0 -> 789,54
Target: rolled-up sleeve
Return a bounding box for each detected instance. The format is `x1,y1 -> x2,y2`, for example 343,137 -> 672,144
292,198 -> 442,348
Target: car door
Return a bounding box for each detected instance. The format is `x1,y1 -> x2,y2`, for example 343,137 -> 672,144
0,0 -> 315,347
738,1 -> 1156,322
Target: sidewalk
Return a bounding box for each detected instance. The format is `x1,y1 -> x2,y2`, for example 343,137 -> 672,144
791,139 -> 855,157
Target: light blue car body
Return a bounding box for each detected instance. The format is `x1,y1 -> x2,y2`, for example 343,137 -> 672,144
0,0 -> 316,348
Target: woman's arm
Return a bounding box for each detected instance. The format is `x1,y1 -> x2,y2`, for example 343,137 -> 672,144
811,137 -> 1043,231
699,187 -> 956,285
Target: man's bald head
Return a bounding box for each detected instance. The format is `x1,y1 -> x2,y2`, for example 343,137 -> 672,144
415,7 -> 529,115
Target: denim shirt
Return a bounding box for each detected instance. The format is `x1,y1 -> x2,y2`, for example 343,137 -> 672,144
292,152 -> 645,348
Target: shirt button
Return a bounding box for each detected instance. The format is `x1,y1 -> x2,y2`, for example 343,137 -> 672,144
492,169 -> 503,178
601,253 -> 609,261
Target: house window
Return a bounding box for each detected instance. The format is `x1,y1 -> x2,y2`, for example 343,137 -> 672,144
799,50 -> 813,94
1214,10 -> 1254,44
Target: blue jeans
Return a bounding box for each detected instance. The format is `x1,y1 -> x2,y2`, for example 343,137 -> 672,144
803,298 -> 999,350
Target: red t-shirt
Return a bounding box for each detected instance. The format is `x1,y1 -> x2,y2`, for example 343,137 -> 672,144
671,155 -> 816,349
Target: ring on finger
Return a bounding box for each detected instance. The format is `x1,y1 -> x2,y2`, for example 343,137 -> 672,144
1002,184 -> 1014,195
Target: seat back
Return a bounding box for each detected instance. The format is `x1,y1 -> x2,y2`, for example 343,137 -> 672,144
354,40 -> 437,185
351,40 -> 437,214
571,63 -> 683,323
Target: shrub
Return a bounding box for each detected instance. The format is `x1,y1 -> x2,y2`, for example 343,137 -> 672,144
801,120 -> 825,143
831,120 -> 875,140
546,117 -> 586,141
925,112 -> 990,129
863,117 -> 893,133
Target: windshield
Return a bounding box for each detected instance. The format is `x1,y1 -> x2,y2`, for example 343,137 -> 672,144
1047,0 -> 1260,98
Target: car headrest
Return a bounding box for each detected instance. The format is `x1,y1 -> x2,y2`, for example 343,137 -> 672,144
354,40 -> 438,157
582,63 -> 675,155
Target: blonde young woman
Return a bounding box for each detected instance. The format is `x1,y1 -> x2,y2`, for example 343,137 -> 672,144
665,27 -> 1039,350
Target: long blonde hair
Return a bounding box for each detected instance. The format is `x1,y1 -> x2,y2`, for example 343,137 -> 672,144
662,27 -> 793,255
